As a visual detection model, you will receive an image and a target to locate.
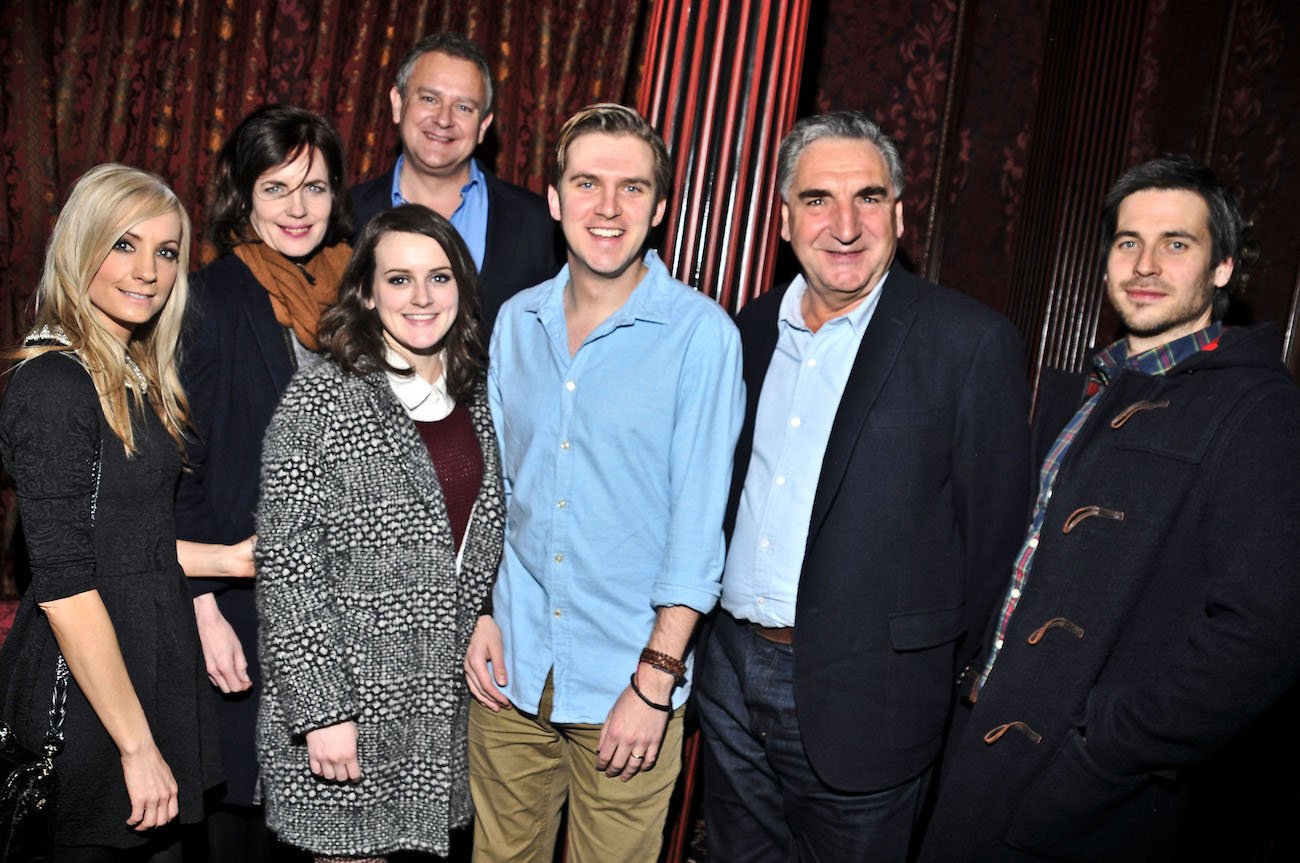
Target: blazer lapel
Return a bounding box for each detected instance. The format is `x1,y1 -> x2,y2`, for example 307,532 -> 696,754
241,290 -> 294,394
479,174 -> 521,303
806,266 -> 919,545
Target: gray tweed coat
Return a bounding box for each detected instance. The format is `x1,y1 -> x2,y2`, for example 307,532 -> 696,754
254,360 -> 505,857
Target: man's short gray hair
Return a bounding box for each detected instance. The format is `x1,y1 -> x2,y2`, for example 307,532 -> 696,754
776,111 -> 906,202
394,33 -> 494,116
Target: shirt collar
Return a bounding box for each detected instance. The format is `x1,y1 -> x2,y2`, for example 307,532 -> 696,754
778,270 -> 889,336
1093,321 -> 1224,385
524,250 -> 675,326
383,347 -> 455,421
390,155 -> 483,207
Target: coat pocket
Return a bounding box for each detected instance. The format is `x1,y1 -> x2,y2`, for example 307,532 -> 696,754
1005,728 -> 1175,862
887,603 -> 965,748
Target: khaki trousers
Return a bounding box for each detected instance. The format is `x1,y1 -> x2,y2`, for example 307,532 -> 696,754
468,678 -> 685,863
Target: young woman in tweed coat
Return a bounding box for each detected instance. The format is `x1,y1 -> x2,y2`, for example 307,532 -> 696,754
255,205 -> 505,860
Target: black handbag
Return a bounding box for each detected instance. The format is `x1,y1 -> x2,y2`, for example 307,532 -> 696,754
0,655 -> 69,863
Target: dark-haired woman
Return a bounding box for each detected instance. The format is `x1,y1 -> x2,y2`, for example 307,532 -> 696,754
255,205 -> 504,861
175,104 -> 352,860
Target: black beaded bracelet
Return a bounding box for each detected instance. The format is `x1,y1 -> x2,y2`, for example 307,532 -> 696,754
629,672 -> 673,712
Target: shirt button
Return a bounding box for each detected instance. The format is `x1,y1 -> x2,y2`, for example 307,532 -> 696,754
790,417 -> 801,428
995,638 -> 1004,649
554,609 -> 562,618
756,597 -> 766,606
565,380 -> 576,391
775,475 -> 786,486
561,440 -> 571,449
1028,537 -> 1039,549
1010,588 -> 1021,599
557,499 -> 567,508
554,553 -> 564,563
807,358 -> 817,368
759,538 -> 771,549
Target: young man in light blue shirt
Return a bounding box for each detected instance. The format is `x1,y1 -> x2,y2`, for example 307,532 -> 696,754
464,103 -> 744,863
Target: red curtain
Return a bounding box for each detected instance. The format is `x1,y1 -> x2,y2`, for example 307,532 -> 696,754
0,0 -> 654,347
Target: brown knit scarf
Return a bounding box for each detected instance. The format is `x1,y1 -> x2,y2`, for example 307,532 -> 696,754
233,241 -> 352,351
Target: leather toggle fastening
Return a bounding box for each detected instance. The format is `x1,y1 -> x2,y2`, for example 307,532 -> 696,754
1110,399 -> 1170,429
1062,506 -> 1124,534
983,721 -> 1043,745
1027,617 -> 1085,645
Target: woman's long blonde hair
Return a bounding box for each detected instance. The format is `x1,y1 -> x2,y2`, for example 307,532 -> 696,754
14,163 -> 192,454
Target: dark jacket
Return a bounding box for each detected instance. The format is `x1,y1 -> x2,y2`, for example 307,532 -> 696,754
174,253 -> 296,805
919,323 -> 1300,862
349,164 -> 559,333
724,262 -> 1032,792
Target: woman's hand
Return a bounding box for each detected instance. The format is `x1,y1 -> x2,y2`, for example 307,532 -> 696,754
305,720 -> 361,782
121,742 -> 179,830
193,593 -> 251,693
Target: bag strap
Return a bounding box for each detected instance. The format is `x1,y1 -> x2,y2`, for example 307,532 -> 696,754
42,657 -> 68,758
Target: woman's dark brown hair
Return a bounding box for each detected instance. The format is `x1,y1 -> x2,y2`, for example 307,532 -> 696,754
207,104 -> 353,255
317,205 -> 486,401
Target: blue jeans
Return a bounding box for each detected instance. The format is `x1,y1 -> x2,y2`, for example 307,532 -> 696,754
697,613 -> 931,862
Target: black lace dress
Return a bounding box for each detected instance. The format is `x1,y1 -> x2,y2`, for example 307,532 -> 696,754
0,350 -> 220,848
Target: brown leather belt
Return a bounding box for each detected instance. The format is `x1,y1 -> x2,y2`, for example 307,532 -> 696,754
752,624 -> 795,645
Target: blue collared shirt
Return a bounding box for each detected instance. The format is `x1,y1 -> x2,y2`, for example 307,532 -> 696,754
487,251 -> 745,722
722,272 -> 887,626
390,154 -> 489,270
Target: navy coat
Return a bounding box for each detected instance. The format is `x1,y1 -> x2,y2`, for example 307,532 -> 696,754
175,254 -> 296,805
920,323 -> 1300,862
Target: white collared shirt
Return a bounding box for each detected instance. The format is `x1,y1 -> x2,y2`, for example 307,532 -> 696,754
383,348 -> 455,421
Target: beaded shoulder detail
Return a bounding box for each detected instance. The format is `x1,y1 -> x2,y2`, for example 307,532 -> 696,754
22,324 -> 148,393
24,324 -> 72,347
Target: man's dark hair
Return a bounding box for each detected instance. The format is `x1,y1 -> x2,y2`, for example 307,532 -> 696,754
317,204 -> 486,402
1102,155 -> 1250,320
395,32 -> 494,116
207,104 -> 353,255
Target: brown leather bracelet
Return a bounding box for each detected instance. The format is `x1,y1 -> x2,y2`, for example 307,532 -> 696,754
639,648 -> 687,686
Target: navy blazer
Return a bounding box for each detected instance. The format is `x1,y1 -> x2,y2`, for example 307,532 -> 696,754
174,253 -> 296,805
350,164 -> 560,333
725,262 -> 1032,792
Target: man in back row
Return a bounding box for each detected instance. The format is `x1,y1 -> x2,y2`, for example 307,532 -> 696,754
350,32 -> 558,332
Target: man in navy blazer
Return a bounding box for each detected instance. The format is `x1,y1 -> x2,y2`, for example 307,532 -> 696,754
350,32 -> 558,332
696,111 -> 1031,861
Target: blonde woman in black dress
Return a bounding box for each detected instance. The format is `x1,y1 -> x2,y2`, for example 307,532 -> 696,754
0,164 -> 220,861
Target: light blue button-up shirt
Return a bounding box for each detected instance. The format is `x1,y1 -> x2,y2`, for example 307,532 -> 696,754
722,272 -> 886,626
488,251 -> 745,722
390,154 -> 489,270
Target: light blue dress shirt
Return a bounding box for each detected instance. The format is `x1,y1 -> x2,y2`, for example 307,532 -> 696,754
390,154 -> 489,270
487,251 -> 745,722
721,272 -> 886,626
